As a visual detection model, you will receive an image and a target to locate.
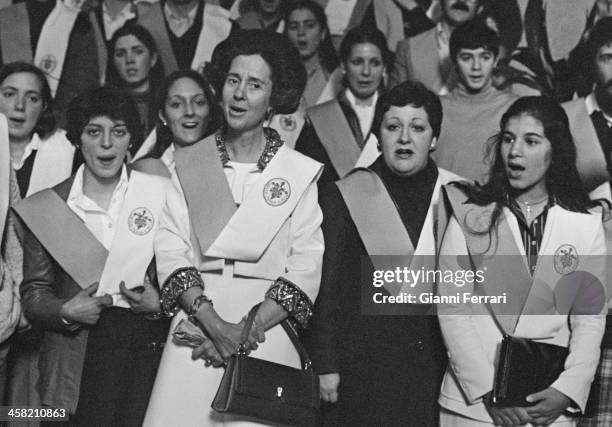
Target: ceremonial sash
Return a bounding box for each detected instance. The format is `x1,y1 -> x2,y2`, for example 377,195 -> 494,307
138,2 -> 179,73
308,100 -> 363,178
562,98 -> 609,192
88,10 -> 108,85
0,2 -> 32,63
321,0 -> 371,37
0,114 -> 9,238
409,29 -> 446,94
0,0 -> 11,10
207,146 -> 322,260
443,185 -> 533,333
14,188 -> 108,289
14,172 -> 168,300
175,136 -> 322,260
545,0 -> 594,62
34,1 -> 81,96
190,4 -> 232,71
27,132 -> 75,197
96,171 -> 169,306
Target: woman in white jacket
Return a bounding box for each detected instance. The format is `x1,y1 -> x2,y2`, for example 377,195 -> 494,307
437,96 -> 607,426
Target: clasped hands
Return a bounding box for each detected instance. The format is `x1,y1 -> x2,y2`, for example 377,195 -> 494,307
485,388 -> 572,426
190,307 -> 266,368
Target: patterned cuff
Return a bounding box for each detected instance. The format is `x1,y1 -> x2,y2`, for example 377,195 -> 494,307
266,277 -> 313,328
160,267 -> 204,317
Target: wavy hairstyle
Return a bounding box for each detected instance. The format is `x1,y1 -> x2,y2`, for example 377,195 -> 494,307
206,29 -> 306,115
0,62 -> 56,138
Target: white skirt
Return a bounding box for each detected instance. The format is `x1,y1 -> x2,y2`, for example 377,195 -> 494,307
143,264 -> 301,427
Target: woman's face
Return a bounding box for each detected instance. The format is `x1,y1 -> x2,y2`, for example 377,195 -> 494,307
286,8 -> 325,61
343,42 -> 385,100
0,72 -> 45,143
80,115 -> 130,181
500,113 -> 552,197
257,0 -> 282,15
222,54 -> 273,134
113,34 -> 157,89
161,77 -> 210,147
379,105 -> 436,177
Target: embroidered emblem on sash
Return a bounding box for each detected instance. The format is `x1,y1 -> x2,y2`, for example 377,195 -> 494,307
128,207 -> 154,235
464,207 -> 493,234
280,115 -> 297,131
39,55 -> 57,74
263,178 -> 290,206
554,244 -> 579,275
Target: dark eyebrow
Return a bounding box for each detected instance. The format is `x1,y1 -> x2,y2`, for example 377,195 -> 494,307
524,132 -> 545,138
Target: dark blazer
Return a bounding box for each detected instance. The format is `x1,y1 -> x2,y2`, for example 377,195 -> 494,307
19,176 -> 88,413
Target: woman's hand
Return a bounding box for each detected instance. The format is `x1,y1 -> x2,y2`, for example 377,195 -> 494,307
319,373 -> 340,403
60,282 -> 112,325
525,388 -> 572,426
191,337 -> 225,368
120,277 -> 161,314
484,393 -> 531,426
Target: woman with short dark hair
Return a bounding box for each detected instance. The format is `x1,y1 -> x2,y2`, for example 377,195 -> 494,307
305,80 -> 456,426
143,29 -> 324,426
17,86 -> 171,425
295,26 -> 392,186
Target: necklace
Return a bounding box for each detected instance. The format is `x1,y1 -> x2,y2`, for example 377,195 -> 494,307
516,196 -> 548,222
215,127 -> 283,171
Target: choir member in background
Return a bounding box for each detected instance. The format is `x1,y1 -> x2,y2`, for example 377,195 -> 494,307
433,21 -> 518,183
131,69 -> 222,175
438,97 -> 606,427
0,61 -> 74,413
107,24 -> 165,149
267,0 -> 342,148
295,26 -> 390,187
304,80 -> 457,426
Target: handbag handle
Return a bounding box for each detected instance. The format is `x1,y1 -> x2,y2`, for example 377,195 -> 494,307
239,303 -> 314,371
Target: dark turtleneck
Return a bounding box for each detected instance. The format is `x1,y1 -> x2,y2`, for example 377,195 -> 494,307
369,156 -> 438,246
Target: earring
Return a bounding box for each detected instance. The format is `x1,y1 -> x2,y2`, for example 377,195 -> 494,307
162,120 -> 167,127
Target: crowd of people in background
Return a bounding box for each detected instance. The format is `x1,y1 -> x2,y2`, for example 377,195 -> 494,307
0,0 -> 612,426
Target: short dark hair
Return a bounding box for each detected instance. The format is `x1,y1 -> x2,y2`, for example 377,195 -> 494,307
372,80 -> 443,140
0,61 -> 56,138
153,69 -> 222,158
587,17 -> 612,65
106,24 -> 165,90
283,0 -> 339,73
339,26 -> 392,69
206,29 -> 306,115
450,20 -> 500,62
66,86 -> 143,148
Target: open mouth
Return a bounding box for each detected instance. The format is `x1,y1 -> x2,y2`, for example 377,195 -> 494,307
8,117 -> 25,126
126,68 -> 138,76
98,155 -> 116,166
229,105 -> 247,116
395,148 -> 414,158
507,163 -> 525,178
182,121 -> 199,129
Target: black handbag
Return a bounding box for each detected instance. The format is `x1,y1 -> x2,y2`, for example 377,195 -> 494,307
492,334 -> 569,407
211,305 -> 320,426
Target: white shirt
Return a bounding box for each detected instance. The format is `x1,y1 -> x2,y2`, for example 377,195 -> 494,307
163,1 -> 198,38
161,144 -> 176,172
345,89 -> 378,140
11,133 -> 40,171
224,161 -> 259,205
586,92 -> 612,127
102,0 -> 136,40
67,164 -> 129,250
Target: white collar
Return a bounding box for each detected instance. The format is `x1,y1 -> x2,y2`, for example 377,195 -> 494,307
102,1 -> 135,39
163,1 -> 198,23
12,133 -> 41,171
68,163 -> 129,210
345,89 -> 378,109
586,92 -> 612,126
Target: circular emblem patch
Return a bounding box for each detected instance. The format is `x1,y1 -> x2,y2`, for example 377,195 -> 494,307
128,207 -> 154,235
39,55 -> 57,74
554,244 -> 579,275
465,207 -> 493,234
263,178 -> 291,206
280,115 -> 297,131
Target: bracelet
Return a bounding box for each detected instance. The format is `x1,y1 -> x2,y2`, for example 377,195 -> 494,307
188,294 -> 213,318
